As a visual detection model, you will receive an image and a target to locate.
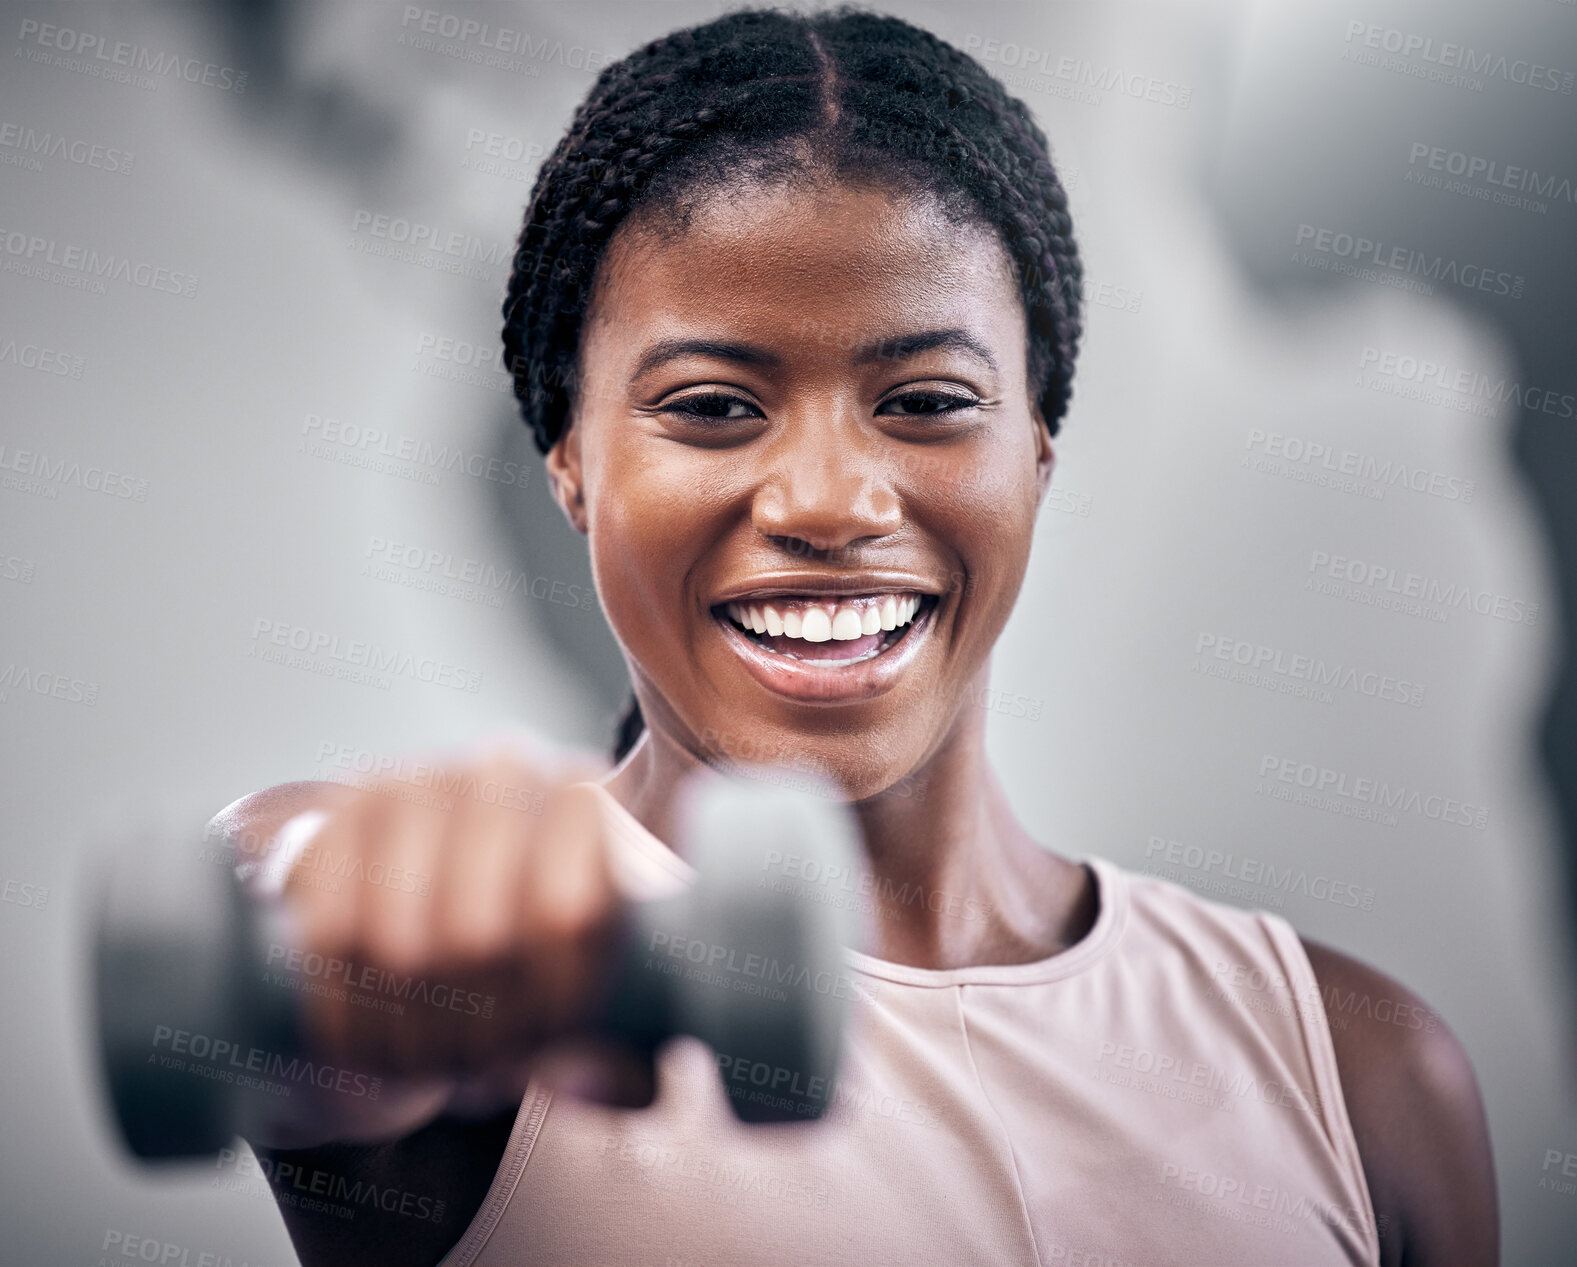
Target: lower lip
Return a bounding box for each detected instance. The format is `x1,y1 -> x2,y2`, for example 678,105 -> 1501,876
712,603 -> 936,704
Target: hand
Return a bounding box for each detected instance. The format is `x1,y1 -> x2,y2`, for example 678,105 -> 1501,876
269,737 -> 651,1106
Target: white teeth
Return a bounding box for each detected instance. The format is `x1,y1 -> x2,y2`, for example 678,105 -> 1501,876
723,593 -> 928,646
831,608 -> 863,641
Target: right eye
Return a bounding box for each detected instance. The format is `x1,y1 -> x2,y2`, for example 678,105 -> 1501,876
662,393 -> 764,422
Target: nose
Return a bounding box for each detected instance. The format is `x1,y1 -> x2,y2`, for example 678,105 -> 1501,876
750,413 -> 903,554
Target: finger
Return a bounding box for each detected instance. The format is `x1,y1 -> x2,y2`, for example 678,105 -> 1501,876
353,783 -> 449,1073
282,795 -> 371,1066
515,782 -> 619,1042
429,757 -> 539,1071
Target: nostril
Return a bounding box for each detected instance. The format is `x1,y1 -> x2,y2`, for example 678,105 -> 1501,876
765,535 -> 853,563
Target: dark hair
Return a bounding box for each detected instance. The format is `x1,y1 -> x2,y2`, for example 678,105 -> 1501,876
501,5 -> 1083,761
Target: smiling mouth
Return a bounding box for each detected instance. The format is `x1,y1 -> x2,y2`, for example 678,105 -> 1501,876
712,593 -> 938,667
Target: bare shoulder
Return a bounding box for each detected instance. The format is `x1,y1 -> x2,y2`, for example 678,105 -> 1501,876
1300,937 -> 1499,1267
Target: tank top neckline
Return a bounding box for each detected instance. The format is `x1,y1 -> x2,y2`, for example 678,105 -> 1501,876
575,779 -> 1129,989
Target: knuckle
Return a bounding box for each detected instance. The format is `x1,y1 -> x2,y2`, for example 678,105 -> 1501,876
444,912 -> 512,968
535,879 -> 613,946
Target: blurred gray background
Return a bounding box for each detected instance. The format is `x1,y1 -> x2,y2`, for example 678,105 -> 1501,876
3,0 -> 1576,1262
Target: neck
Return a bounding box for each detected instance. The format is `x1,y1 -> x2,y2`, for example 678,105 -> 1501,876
602,684 -> 1096,971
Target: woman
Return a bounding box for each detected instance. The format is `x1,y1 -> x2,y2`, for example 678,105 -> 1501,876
213,8 -> 1497,1265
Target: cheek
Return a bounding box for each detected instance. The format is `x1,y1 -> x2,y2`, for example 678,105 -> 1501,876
582,444 -> 725,654
923,451 -> 1040,612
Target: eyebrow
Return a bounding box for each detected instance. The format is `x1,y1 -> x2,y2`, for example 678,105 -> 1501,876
628,327 -> 999,380
631,338 -> 782,380
851,328 -> 999,374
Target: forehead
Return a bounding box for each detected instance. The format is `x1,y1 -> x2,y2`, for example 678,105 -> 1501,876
582,182 -> 1026,364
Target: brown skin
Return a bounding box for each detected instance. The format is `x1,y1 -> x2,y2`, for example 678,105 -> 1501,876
558,179 -> 1087,971
221,180 -> 1497,1266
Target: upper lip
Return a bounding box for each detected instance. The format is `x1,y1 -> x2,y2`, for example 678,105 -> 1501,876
710,571 -> 943,605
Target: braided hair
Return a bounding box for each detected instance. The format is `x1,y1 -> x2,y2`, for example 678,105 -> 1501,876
500,5 -> 1083,761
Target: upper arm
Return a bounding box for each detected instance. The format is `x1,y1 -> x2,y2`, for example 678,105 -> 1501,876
1301,937 -> 1499,1267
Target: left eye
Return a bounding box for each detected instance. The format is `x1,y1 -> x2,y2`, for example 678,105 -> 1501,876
878,391 -> 978,416
665,393 -> 762,421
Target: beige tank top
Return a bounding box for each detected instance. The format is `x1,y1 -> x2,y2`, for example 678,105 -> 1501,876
439,782 -> 1379,1267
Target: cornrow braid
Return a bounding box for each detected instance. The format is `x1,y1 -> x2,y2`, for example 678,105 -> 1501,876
499,6 -> 1083,760
501,4 -> 1083,455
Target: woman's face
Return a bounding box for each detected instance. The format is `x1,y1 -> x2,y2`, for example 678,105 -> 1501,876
548,180 -> 1053,800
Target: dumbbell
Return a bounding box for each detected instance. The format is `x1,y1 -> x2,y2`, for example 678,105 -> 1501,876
91,769 -> 861,1160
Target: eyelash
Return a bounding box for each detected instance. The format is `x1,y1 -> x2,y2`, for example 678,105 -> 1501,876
662,390 -> 980,422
